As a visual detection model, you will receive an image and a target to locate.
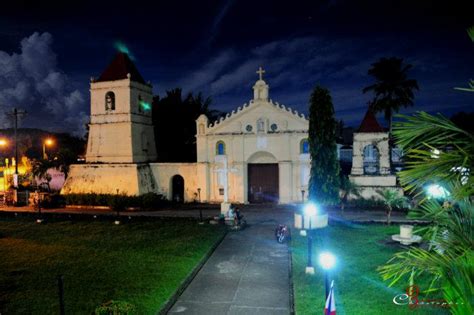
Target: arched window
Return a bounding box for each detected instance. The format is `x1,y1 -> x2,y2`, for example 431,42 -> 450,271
105,91 -> 115,110
363,144 -> 379,174
257,118 -> 265,132
198,124 -> 205,135
216,141 -> 226,155
300,139 -> 309,154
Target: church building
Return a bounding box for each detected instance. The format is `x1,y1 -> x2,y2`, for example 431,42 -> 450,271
63,52 -> 400,204
62,53 -> 311,204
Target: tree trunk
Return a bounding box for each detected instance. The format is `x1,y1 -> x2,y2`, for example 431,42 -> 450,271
387,206 -> 392,225
388,110 -> 393,174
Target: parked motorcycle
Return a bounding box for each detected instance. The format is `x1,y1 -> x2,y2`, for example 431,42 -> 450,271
275,224 -> 291,243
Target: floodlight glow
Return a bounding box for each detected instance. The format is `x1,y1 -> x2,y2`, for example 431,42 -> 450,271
0,139 -> 7,146
140,101 -> 151,111
426,184 -> 449,199
304,203 -> 318,216
319,252 -> 336,270
45,138 -> 54,146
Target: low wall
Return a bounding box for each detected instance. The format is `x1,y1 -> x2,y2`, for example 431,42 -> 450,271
61,163 -> 157,195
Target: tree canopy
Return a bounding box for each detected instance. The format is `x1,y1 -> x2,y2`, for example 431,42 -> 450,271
363,57 -> 419,133
152,89 -> 222,162
308,86 -> 340,206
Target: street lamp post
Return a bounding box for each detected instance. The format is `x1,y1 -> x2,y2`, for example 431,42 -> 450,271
304,203 -> 318,274
319,251 -> 336,299
43,138 -> 54,160
197,188 -> 203,223
0,139 -> 7,192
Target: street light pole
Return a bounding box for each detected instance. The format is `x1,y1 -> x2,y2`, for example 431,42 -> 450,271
319,252 -> 336,300
197,188 -> 203,223
43,138 -> 54,160
7,108 -> 26,188
304,203 -> 317,274
307,218 -> 313,271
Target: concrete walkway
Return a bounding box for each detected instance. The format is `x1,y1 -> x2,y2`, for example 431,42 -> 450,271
168,221 -> 291,315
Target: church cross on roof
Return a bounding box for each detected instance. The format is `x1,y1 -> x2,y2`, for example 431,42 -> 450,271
256,66 -> 265,80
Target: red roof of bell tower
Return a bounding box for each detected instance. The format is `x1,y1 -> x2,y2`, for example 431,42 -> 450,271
358,108 -> 385,132
96,52 -> 146,84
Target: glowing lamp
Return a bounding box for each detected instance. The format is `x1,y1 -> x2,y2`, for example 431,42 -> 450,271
303,203 -> 318,216
45,138 -> 54,146
0,139 -> 7,147
319,252 -> 336,270
426,184 -> 449,199
140,101 -> 151,111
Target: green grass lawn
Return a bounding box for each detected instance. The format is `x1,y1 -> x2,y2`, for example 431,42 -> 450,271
291,224 -> 449,315
0,216 -> 225,314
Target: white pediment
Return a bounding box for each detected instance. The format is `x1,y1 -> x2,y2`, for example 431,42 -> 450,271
207,99 -> 308,135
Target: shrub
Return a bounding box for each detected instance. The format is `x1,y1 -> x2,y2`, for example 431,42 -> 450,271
141,192 -> 166,209
64,193 -> 167,210
41,194 -> 66,209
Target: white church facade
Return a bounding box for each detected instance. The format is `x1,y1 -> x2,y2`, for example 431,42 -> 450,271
62,54 -> 311,204
62,53 -> 399,204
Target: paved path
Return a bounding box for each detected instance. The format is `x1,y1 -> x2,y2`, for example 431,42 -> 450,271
168,219 -> 291,315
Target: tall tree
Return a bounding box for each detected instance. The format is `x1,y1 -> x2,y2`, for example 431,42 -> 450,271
363,57 -> 419,134
308,86 -> 340,206
152,89 -> 222,162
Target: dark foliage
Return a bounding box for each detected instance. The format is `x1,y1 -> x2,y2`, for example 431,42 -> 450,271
308,86 -> 341,206
0,128 -> 86,162
63,192 -> 169,209
363,57 -> 419,133
451,111 -> 474,134
152,89 -> 223,162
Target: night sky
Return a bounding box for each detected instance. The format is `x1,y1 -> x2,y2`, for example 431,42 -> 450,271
1,0 -> 473,136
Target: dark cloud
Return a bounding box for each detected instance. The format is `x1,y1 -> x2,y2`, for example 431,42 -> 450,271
0,32 -> 87,136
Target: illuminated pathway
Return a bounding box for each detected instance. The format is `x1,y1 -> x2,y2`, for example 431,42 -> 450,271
169,219 -> 291,314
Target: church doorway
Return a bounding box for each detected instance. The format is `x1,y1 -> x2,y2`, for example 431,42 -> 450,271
248,164 -> 279,203
171,175 -> 184,203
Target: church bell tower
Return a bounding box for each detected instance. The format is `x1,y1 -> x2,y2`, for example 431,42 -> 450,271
86,52 -> 157,163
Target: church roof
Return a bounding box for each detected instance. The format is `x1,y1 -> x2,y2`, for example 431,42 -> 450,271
358,108 -> 385,132
208,99 -> 307,130
96,52 -> 146,84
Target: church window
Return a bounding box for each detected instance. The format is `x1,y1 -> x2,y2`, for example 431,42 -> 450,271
216,141 -> 226,155
105,91 -> 115,110
219,188 -> 224,196
246,124 -> 253,132
257,119 -> 265,132
300,139 -> 309,154
270,123 -> 278,132
363,144 -> 379,174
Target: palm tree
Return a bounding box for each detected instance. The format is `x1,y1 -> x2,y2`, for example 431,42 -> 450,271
152,89 -> 224,162
31,159 -> 53,190
339,175 -> 359,212
378,112 -> 473,314
377,189 -> 409,225
363,57 -> 419,134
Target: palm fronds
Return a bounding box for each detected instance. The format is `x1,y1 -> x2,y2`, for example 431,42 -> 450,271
379,111 -> 473,313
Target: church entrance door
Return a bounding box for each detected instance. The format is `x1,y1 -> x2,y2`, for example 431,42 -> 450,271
248,164 -> 279,203
171,175 -> 184,203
